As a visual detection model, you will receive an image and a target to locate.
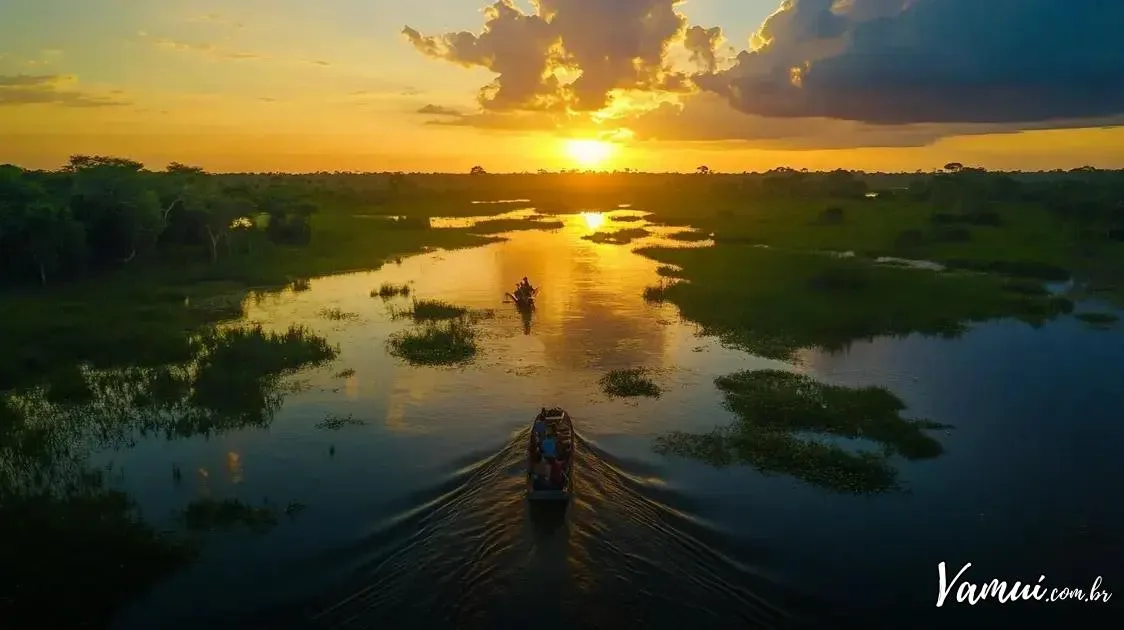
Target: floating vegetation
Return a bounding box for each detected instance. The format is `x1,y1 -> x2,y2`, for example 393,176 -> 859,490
599,368 -> 662,398
395,299 -> 468,322
654,370 -> 951,494
1075,312 -> 1119,326
333,368 -> 356,379
374,283 -> 411,299
469,218 -> 565,234
387,317 -> 478,366
319,307 -> 359,321
642,280 -> 677,303
656,265 -> 683,278
667,231 -> 710,242
583,228 -> 651,245
179,498 -> 278,534
636,245 -> 1077,361
611,215 -> 644,223
315,413 -> 367,430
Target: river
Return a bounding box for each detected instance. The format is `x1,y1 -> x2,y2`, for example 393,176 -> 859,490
87,211 -> 1122,628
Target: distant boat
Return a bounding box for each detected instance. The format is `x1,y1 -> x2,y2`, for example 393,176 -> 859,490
505,287 -> 537,310
527,408 -> 574,502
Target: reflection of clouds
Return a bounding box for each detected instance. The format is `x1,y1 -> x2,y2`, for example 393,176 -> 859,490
385,366 -> 440,435
344,373 -> 359,401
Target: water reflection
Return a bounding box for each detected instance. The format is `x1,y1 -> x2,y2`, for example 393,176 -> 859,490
5,210 -> 1120,630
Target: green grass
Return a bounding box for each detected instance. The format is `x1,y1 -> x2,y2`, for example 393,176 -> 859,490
583,228 -> 651,245
654,370 -> 951,494
1075,312 -> 1119,325
599,368 -> 662,398
394,299 -> 469,322
374,283 -> 411,299
0,485 -> 196,628
667,230 -> 711,242
636,244 -> 1074,360
387,317 -> 478,366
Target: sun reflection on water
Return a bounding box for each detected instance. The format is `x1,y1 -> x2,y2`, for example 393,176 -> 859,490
580,212 -> 605,230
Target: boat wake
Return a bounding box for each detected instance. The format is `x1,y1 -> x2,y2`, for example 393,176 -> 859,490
261,430 -> 821,630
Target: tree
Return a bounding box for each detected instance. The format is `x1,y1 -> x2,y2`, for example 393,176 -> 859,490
66,155 -> 162,265
943,162 -> 964,173
697,165 -> 710,175
469,165 -> 487,175
21,201 -> 86,285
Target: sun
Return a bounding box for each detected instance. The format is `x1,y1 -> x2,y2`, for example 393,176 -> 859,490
564,139 -> 615,169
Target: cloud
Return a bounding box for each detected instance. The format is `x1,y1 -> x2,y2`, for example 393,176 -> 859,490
417,104 -> 465,117
683,26 -> 723,73
140,31 -> 267,61
186,13 -> 247,30
403,0 -> 692,113
0,74 -> 127,108
697,0 -> 1124,124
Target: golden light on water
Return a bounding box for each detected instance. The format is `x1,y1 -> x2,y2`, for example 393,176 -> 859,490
564,139 -> 615,169
581,212 -> 606,230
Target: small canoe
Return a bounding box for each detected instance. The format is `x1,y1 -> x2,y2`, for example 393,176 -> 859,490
527,408 -> 574,501
506,292 -> 535,309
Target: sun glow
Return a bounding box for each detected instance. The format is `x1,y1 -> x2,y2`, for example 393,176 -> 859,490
564,139 -> 615,169
581,212 -> 606,230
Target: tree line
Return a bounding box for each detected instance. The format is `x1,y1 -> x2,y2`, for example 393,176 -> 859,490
0,156 -> 317,286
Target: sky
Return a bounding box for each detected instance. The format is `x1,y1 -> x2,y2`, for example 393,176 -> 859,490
1,0 -> 1123,173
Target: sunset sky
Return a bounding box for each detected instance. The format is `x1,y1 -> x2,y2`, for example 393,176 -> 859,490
2,0 -> 1123,173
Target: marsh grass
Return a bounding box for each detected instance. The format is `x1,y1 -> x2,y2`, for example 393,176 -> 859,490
599,368 -> 662,398
611,215 -> 644,222
395,299 -> 469,321
319,307 -> 359,321
1075,312 -> 1119,325
583,228 -> 651,245
288,278 -> 312,292
374,283 -> 411,299
388,317 -> 478,366
469,218 -> 565,234
667,231 -> 710,242
180,498 -> 278,534
654,370 -> 951,494
656,265 -> 683,278
333,368 -> 356,378
315,413 -> 367,430
637,245 -> 1075,360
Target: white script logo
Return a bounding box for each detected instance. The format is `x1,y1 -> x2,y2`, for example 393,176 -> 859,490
936,562 -> 1112,607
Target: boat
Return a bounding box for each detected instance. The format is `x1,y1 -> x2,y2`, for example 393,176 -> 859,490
505,287 -> 537,309
527,407 -> 574,501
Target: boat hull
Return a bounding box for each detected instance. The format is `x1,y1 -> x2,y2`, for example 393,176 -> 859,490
527,408 -> 574,502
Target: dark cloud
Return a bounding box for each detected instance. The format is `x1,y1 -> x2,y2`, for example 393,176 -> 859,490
683,26 -> 723,73
0,74 -> 127,108
403,0 -> 691,113
699,0 -> 1124,124
417,104 -> 465,117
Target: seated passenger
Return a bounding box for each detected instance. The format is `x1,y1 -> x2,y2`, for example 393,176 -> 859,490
532,415 -> 547,441
548,457 -> 564,488
541,433 -> 557,459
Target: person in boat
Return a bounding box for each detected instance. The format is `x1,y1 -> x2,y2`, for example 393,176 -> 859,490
541,431 -> 557,460
533,414 -> 547,441
548,456 -> 564,489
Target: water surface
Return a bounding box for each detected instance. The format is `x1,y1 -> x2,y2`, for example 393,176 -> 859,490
70,211 -> 1124,628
